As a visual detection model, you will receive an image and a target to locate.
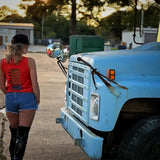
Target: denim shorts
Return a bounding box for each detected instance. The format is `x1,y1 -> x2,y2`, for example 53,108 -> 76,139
5,92 -> 38,113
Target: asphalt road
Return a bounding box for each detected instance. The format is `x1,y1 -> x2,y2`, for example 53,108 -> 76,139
0,47 -> 90,160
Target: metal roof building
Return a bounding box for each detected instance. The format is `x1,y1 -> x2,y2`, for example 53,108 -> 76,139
0,22 -> 34,45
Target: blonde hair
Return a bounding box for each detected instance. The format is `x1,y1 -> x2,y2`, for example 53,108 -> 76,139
5,43 -> 27,63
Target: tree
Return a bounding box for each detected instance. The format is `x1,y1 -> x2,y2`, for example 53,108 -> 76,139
107,0 -> 130,7
19,0 -> 136,36
1,14 -> 32,23
97,1 -> 160,44
0,6 -> 17,20
98,11 -> 126,43
20,0 -> 49,25
42,0 -> 106,35
43,14 -> 70,40
143,5 -> 160,28
77,20 -> 96,35
43,14 -> 95,42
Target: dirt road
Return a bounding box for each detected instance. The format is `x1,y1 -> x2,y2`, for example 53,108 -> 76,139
1,51 -> 89,160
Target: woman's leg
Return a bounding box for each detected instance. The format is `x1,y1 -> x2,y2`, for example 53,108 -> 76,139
6,112 -> 19,128
19,109 -> 36,127
13,110 -> 36,160
6,112 -> 19,160
9,126 -> 17,160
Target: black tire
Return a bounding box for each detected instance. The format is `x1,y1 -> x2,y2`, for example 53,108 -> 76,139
117,115 -> 160,160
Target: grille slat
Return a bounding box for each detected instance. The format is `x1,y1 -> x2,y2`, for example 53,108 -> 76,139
69,78 -> 88,90
70,98 -> 87,113
67,62 -> 91,124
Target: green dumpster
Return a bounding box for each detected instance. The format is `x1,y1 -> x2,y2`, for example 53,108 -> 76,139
69,35 -> 104,56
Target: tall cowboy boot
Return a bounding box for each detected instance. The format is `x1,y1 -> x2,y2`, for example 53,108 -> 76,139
9,126 -> 18,160
13,126 -> 30,160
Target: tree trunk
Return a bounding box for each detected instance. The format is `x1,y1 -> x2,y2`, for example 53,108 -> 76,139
70,0 -> 77,35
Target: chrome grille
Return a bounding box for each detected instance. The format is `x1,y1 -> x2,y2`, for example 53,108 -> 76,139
67,62 -> 91,124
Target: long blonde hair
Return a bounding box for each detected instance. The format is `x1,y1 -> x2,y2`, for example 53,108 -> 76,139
5,43 -> 26,64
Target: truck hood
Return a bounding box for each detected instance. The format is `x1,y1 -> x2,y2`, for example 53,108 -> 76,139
69,42 -> 160,80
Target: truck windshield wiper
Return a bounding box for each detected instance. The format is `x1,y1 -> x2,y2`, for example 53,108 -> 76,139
77,57 -> 128,96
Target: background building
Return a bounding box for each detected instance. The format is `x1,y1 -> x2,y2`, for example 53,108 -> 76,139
0,22 -> 34,45
122,27 -> 158,48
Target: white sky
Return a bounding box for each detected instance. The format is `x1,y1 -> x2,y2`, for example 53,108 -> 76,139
0,0 -> 115,17
1,0 -> 22,9
0,0 -> 27,15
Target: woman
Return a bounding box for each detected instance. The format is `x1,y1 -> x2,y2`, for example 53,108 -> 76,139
0,34 -> 40,160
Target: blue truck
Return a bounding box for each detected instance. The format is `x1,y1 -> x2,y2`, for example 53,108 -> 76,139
56,40 -> 160,160
53,2 -> 160,160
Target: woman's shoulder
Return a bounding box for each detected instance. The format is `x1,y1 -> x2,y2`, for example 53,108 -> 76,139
0,58 -> 7,68
23,56 -> 34,63
27,57 -> 35,63
0,58 -> 6,64
27,57 -> 36,69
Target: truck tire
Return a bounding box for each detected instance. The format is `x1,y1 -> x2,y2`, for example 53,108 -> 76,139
117,115 -> 160,160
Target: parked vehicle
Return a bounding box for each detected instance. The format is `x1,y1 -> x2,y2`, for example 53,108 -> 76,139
52,0 -> 160,159
42,38 -> 61,46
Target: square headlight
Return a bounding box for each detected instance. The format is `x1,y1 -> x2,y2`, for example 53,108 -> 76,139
90,93 -> 100,121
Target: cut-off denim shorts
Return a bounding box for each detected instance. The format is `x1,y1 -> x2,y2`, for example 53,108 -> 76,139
5,92 -> 38,114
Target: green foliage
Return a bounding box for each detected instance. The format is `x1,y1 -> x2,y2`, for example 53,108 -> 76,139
46,31 -> 56,38
1,14 -> 32,23
97,4 -> 160,43
25,1 -> 49,25
43,14 -> 70,40
42,14 -> 96,42
108,0 -> 131,7
121,11 -> 135,30
143,5 -> 160,28
98,11 -> 125,42
0,5 -> 17,20
81,0 -> 105,11
77,21 -> 96,35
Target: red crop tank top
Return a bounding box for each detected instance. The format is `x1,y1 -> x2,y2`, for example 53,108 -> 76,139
1,56 -> 33,93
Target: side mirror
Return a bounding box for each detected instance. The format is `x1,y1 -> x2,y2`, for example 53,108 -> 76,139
48,43 -> 68,77
50,44 -> 68,63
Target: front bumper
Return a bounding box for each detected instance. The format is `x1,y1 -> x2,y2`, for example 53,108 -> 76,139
56,108 -> 103,160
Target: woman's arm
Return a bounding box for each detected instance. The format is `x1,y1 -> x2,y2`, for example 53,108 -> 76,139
28,58 -> 40,105
0,60 -> 6,94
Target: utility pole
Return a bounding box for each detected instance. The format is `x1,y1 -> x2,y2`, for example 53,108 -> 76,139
41,15 -> 44,40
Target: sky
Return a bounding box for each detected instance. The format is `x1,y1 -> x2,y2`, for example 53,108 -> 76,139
1,0 -> 21,9
0,0 -> 155,15
0,0 -> 115,18
1,0 -> 25,15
